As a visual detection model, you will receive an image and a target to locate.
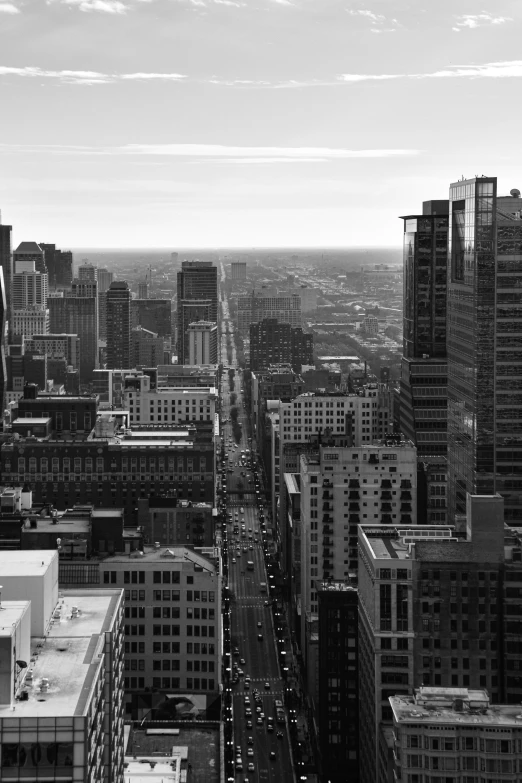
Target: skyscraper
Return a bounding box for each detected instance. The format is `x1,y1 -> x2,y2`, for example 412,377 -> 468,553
0,216 -> 12,319
0,267 -> 6,413
13,241 -> 46,274
187,320 -> 218,365
400,200 -> 449,460
446,177 -> 522,522
48,291 -> 98,382
106,280 -> 131,369
78,262 -> 97,281
39,243 -> 73,290
96,268 -> 113,339
177,261 -> 218,364
249,318 -> 313,372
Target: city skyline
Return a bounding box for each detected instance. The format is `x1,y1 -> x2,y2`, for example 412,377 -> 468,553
0,0 -> 521,247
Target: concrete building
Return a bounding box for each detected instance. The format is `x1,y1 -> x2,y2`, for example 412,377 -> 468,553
299,439 -> 416,699
187,320 -> 218,365
390,688 -> 522,783
0,549 -> 124,783
78,262 -> 97,281
40,243 -> 73,290
12,266 -> 48,310
177,262 -> 218,364
48,287 -> 98,382
0,267 -> 6,412
131,299 -> 172,337
357,493 -> 508,783
96,269 -> 113,340
25,333 -> 80,371
0,218 -> 13,318
97,268 -> 113,293
98,546 -> 221,706
10,307 -> 50,339
131,325 -> 164,367
237,292 -> 302,335
122,371 -> 217,426
13,241 -> 45,274
106,281 -> 131,369
230,261 -> 247,280
298,285 -> 318,312
138,281 -> 148,299
249,318 -> 313,372
137,497 -> 215,548
155,364 -> 219,389
361,313 -> 379,334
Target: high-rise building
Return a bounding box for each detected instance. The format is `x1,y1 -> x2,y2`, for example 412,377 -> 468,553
40,243 -> 73,290
0,267 -> 6,412
106,281 -> 131,369
48,292 -> 98,382
230,261 -> 247,280
177,300 -> 213,364
357,493 -> 507,783
0,217 -> 12,319
237,292 -> 301,334
400,200 -> 449,460
177,261 -> 217,363
446,178 -> 522,522
12,266 -> 48,309
138,280 -> 148,299
187,320 -> 218,365
0,549 -> 124,783
131,299 -> 172,337
25,333 -> 80,371
96,269 -> 113,339
131,325 -> 164,367
13,241 -> 45,274
299,440 -> 416,698
78,262 -> 97,281
390,688 -> 522,783
97,267 -> 113,293
249,318 -> 313,372
11,307 -> 50,339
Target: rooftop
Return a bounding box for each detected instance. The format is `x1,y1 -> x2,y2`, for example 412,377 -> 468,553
126,725 -> 220,783
0,590 -> 121,718
391,688 -> 522,728
316,580 -> 357,592
0,550 -> 56,576
359,525 -> 455,561
102,546 -> 217,571
14,241 -> 43,255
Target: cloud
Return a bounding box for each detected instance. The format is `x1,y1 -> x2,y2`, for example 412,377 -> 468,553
348,9 -> 385,22
212,0 -> 245,5
0,65 -> 186,84
56,0 -> 128,11
269,0 -> 294,5
453,12 -> 512,31
339,73 -> 401,82
340,60 -> 522,82
0,2 -> 20,12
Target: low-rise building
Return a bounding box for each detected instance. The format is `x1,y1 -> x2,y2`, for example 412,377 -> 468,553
122,371 -> 217,426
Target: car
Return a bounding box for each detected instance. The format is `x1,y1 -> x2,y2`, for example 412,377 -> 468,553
277,731 -> 284,739
260,713 -> 265,720
244,681 -> 250,690
246,720 -> 253,729
245,676 -> 251,683
255,706 -> 262,714
267,723 -> 274,732
247,748 -> 254,757
235,759 -> 243,770
249,545 -> 253,550
269,751 -> 276,760
264,600 -> 269,606
247,736 -> 254,746
248,763 -> 255,772
258,634 -> 263,641
256,717 -> 263,726
236,745 -> 242,755
257,622 -> 262,628
245,708 -> 252,717
240,658 -> 246,665
244,696 -> 250,704
264,682 -> 271,690
232,558 -> 236,563
233,648 -> 239,657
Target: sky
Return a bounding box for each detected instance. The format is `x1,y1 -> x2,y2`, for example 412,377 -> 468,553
0,0 -> 521,248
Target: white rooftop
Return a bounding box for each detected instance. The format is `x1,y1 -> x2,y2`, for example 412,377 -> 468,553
0,550 -> 55,577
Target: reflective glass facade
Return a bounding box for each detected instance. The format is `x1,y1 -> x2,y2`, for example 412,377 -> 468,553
447,177 -> 522,521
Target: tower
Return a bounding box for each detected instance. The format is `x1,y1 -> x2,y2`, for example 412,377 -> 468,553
176,261 -> 217,364
0,217 -> 12,320
446,177 -> 522,522
106,281 -> 131,369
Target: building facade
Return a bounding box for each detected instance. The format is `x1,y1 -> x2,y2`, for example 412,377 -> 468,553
131,326 -> 164,368
106,281 -> 131,370
177,262 -> 218,364
0,220 -> 12,318
13,241 -> 45,274
122,371 -> 217,426
230,261 -> 247,280
249,318 -> 313,372
131,299 -> 172,337
187,321 -> 218,365
237,292 -> 302,335
48,294 -> 98,382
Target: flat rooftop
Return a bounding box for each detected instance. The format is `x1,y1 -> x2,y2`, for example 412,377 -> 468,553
21,517 -> 90,535
359,525 -> 455,561
0,601 -> 30,637
0,590 -> 121,718
0,550 -> 56,576
391,689 -> 522,728
128,725 -> 219,783
103,547 -> 217,570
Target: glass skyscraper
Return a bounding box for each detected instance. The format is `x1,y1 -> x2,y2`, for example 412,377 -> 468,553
447,176 -> 522,521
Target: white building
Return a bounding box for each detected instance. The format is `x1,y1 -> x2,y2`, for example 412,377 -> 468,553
187,320 -> 218,365
299,439 -> 416,697
11,307 -> 50,338
123,371 -> 217,426
12,269 -> 48,310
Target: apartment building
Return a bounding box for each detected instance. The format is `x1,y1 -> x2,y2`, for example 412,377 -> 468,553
122,371 -> 217,426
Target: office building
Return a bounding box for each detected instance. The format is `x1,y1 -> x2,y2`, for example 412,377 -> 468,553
0,217 -> 12,318
0,549 -> 124,783
317,580 -> 359,783
0,268 -> 6,412
177,261 -> 217,363
123,371 -> 217,426
98,546 -> 221,704
357,493 -> 507,783
447,178 -> 522,522
96,269 -> 113,339
12,266 -> 48,309
187,320 -> 218,365
230,261 -> 247,280
131,299 -> 172,337
106,281 -> 131,370
299,440 -> 416,699
237,292 -> 302,334
131,325 -> 164,367
40,243 -> 73,290
390,688 -> 522,783
78,262 -> 97,281
298,285 -> 318,312
400,200 -> 449,458
250,318 -> 313,372
138,281 -> 148,299
137,497 -> 215,547
13,241 -> 45,274
11,307 -> 50,339
97,268 -> 113,293
25,333 -> 80,371
48,292 -> 98,382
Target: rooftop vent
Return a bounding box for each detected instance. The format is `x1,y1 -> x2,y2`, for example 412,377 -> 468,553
511,189 -> 521,198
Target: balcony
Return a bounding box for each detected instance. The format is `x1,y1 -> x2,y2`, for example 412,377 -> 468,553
401,480 -> 412,489
382,503 -> 393,513
349,491 -> 360,500
369,454 -> 379,464
382,479 -> 392,489
400,503 -> 412,512
400,514 -> 412,524
349,502 -> 360,511
382,514 -> 393,523
323,503 -> 333,511
349,514 -> 360,523
401,491 -> 412,501
323,560 -> 333,570
323,480 -> 333,488
323,514 -> 334,524
323,537 -> 333,546
322,491 -> 333,500
381,491 -> 393,500
323,548 -> 333,558
349,480 -> 360,488
323,526 -> 333,535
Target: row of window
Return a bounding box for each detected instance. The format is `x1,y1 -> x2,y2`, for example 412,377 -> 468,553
152,624 -> 215,637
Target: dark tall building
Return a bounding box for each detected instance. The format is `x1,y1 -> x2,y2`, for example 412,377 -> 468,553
317,580 -> 359,783
400,201 -> 448,459
13,241 -> 46,274
48,293 -> 98,382
249,318 -> 313,372
177,261 -> 217,363
0,218 -> 12,319
0,267 -> 7,413
177,300 -> 213,365
131,298 -> 172,337
446,177 -> 522,522
40,243 -> 73,289
106,281 -> 131,369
